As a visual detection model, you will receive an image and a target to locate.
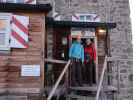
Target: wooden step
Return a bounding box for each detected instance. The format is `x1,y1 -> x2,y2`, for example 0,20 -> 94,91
44,85 -> 67,96
67,94 -> 94,100
70,85 -> 117,92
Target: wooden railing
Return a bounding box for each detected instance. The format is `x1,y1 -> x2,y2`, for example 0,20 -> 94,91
46,60 -> 71,100
45,58 -> 67,64
95,56 -> 107,100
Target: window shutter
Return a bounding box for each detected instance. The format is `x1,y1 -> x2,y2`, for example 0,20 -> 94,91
53,12 -> 61,21
72,13 -> 80,21
10,15 -> 29,48
0,13 -> 11,51
0,0 -> 36,4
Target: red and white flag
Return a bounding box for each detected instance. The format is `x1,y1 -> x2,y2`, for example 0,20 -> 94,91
10,15 -> 29,48
24,0 -> 36,4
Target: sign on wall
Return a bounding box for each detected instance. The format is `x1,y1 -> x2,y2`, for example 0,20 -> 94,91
21,65 -> 40,76
71,30 -> 82,37
72,13 -> 100,22
71,28 -> 95,37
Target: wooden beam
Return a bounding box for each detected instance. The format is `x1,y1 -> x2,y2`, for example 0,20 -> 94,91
47,60 -> 71,100
96,56 -> 107,100
41,15 -> 45,90
45,58 -> 67,64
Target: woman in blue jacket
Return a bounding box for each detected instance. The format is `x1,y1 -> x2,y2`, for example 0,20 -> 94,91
69,36 -> 84,86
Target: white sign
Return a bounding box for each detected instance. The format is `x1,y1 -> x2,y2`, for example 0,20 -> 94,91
21,65 -> 40,76
71,30 -> 82,36
71,28 -> 95,37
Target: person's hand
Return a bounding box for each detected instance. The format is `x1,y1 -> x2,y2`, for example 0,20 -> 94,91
94,61 -> 96,64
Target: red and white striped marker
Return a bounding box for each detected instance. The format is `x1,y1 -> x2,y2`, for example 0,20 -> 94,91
10,15 -> 29,48
24,0 -> 36,4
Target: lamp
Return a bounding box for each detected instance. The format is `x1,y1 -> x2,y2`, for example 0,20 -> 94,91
96,28 -> 107,36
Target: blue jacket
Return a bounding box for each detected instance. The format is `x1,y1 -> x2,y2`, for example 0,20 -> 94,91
69,41 -> 84,62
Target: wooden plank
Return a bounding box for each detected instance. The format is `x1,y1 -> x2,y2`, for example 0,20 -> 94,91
8,83 -> 40,88
7,88 -> 40,94
7,78 -> 40,83
45,58 -> 67,64
68,94 -> 94,100
0,67 -> 8,71
0,78 -> 7,83
11,51 -> 41,56
0,72 -> 8,77
70,86 -> 117,92
0,83 -> 8,88
8,56 -> 41,62
0,88 -> 7,93
8,61 -> 41,66
41,15 -> 45,89
8,66 -> 20,72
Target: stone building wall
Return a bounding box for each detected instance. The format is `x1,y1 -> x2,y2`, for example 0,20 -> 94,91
38,0 -> 133,100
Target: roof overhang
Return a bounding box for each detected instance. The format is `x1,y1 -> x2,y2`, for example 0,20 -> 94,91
0,3 -> 52,13
46,17 -> 116,29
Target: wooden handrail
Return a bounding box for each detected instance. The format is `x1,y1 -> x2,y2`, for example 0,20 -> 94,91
95,56 -> 107,100
47,60 -> 71,100
45,58 -> 67,64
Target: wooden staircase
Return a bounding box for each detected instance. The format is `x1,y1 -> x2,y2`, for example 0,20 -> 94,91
67,85 -> 117,100
44,57 -> 119,100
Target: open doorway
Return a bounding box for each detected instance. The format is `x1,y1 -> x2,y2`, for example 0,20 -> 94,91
70,28 -> 98,85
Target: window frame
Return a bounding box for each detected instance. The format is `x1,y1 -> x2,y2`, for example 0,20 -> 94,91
0,13 -> 11,51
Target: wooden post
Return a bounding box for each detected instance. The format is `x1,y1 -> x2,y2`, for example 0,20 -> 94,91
40,14 -> 46,93
95,36 -> 98,85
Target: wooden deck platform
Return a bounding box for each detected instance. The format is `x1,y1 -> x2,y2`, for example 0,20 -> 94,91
70,85 -> 117,92
67,94 -> 94,100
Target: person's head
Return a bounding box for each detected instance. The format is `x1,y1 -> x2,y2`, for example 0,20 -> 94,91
76,35 -> 81,42
86,38 -> 93,45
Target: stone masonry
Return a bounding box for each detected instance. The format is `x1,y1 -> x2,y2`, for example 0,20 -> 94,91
38,0 -> 133,100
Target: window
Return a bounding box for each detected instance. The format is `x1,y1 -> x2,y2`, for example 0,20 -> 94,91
80,15 -> 85,21
0,13 -> 11,51
72,13 -> 100,22
79,14 -> 95,22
